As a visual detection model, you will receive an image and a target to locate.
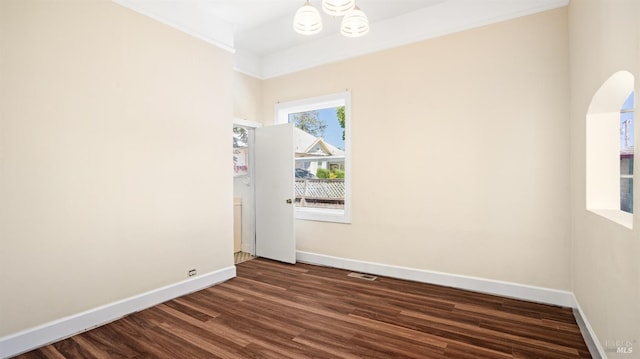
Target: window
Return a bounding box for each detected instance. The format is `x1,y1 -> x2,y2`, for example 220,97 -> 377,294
586,71 -> 635,228
233,126 -> 249,177
275,92 -> 351,223
620,92 -> 635,213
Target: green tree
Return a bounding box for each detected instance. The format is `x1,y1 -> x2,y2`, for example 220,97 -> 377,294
316,168 -> 330,179
233,127 -> 248,147
291,111 -> 326,137
336,106 -> 345,141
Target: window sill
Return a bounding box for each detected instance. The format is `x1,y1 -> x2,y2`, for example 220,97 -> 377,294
296,207 -> 351,224
587,209 -> 633,229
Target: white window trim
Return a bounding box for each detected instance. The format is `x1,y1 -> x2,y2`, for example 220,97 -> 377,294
275,92 -> 352,224
585,71 -> 634,229
234,118 -> 263,128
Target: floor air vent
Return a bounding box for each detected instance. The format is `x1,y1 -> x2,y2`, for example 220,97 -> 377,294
348,272 -> 378,281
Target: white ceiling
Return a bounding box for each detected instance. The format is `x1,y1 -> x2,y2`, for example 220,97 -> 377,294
113,0 -> 569,79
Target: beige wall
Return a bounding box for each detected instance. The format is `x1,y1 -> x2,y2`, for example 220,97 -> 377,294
0,0 -> 234,336
5,0 -> 636,352
233,71 -> 263,122
262,9 -> 571,289
569,0 -> 640,354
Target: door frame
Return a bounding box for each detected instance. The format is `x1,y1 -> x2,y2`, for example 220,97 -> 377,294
233,118 -> 262,255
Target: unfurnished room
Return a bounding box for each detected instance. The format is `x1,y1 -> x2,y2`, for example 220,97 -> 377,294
0,0 -> 638,358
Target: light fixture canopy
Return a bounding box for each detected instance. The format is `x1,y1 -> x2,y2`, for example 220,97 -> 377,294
294,1 -> 323,35
322,0 -> 355,17
341,5 -> 369,37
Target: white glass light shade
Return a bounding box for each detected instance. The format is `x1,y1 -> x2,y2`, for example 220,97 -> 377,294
340,6 -> 369,37
322,0 -> 355,16
294,1 -> 323,35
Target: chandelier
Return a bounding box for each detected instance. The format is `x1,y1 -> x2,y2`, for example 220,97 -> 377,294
293,0 -> 369,38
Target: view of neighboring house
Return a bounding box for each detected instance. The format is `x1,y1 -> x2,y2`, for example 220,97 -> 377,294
620,92 -> 635,213
294,127 -> 344,175
3,2 -> 638,358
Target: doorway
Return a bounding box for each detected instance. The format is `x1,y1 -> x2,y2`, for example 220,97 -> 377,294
232,120 -> 297,265
233,119 -> 260,264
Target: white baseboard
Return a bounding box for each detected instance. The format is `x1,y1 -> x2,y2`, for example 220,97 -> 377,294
2,255 -> 604,359
296,251 -> 608,358
572,297 -> 606,359
296,251 -> 576,307
0,266 -> 236,359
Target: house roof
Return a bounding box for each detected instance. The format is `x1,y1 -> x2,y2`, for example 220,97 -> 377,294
621,146 -> 635,157
294,127 -> 345,157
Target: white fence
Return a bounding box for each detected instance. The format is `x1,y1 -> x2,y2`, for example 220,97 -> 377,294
295,179 -> 345,204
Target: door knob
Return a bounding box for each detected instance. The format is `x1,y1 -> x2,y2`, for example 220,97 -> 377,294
286,199 -> 292,204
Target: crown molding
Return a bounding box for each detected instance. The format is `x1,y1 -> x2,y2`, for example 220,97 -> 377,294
238,0 -> 568,79
112,0 -> 568,79
112,0 -> 235,53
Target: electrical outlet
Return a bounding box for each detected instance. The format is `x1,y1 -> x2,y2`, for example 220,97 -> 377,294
188,269 -> 197,277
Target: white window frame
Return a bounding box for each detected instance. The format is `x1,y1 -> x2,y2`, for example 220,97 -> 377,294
275,92 -> 352,224
586,71 -> 635,229
620,105 -> 634,214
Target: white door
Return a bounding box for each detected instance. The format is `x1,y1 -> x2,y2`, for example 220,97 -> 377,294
254,123 -> 296,264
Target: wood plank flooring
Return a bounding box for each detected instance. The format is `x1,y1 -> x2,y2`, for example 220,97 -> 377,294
15,258 -> 592,358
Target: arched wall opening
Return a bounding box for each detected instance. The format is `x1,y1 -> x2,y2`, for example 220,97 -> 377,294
586,70 -> 635,228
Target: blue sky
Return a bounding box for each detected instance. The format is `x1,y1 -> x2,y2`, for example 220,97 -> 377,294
317,107 -> 345,150
620,91 -> 635,149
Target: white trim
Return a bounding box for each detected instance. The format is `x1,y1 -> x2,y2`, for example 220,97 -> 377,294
111,0 -> 235,53
275,93 -> 350,120
233,50 -> 263,80
111,0 -> 568,79
295,155 -> 344,161
587,209 -> 633,230
300,249 -> 602,358
572,297 -> 606,359
295,207 -> 351,224
296,251 -> 575,307
233,120 -> 260,256
586,71 -> 635,230
233,118 -> 263,128
0,266 -> 236,359
256,0 -> 569,79
275,92 -> 352,224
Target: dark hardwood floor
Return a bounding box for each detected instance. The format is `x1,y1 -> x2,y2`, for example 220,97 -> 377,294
16,258 -> 591,358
